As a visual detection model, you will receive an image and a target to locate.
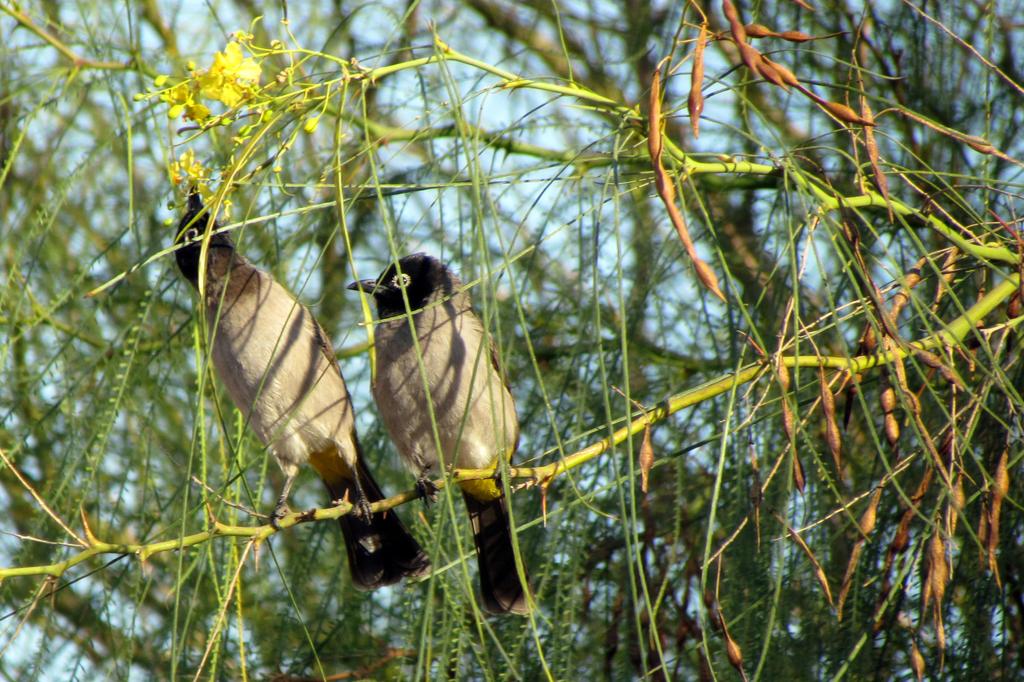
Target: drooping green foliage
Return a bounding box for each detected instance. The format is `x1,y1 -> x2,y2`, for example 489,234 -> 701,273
2,1 -> 1024,679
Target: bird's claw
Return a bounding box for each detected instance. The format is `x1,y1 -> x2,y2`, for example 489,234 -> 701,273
354,495 -> 374,524
329,492 -> 374,523
269,500 -> 291,530
416,475 -> 439,504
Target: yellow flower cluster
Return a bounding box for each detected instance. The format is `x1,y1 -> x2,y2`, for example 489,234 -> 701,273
170,149 -> 209,187
161,81 -> 211,122
169,151 -> 234,219
158,41 -> 262,123
200,42 -> 262,107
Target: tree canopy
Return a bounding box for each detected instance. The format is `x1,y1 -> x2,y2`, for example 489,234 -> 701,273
2,1 -> 1024,679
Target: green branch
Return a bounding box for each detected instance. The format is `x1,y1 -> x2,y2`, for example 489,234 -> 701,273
1,2 -> 129,71
4,274 -> 1015,581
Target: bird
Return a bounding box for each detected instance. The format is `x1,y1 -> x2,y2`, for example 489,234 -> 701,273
173,191 -> 429,589
348,253 -> 532,614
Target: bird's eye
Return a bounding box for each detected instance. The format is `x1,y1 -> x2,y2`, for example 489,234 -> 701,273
391,272 -> 412,288
185,228 -> 199,242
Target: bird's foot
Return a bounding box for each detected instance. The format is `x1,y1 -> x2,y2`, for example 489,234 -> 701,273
334,491 -> 375,524
416,474 -> 440,504
353,494 -> 374,524
269,499 -> 292,530
332,484 -> 375,524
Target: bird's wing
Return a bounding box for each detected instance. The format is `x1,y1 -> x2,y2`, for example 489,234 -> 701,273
486,327 -> 520,456
311,314 -> 344,377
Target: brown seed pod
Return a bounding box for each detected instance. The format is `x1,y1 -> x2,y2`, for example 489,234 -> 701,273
819,98 -> 875,126
881,385 -> 897,413
964,135 -> 995,154
989,449 -> 1009,585
778,30 -> 815,43
977,508 -> 989,569
925,532 -> 948,610
765,57 -> 800,86
722,0 -> 747,42
693,258 -> 726,300
725,630 -> 744,673
782,399 -> 796,442
884,413 -> 901,447
860,488 -> 882,536
792,449 -> 806,492
777,357 -> 791,391
744,23 -> 774,38
914,349 -> 943,370
890,517 -> 911,554
688,25 -> 708,138
862,96 -> 890,204
819,366 -> 842,471
837,541 -> 864,622
910,642 -> 925,681
753,50 -> 789,89
648,68 -> 726,302
737,42 -> 763,76
639,424 -> 654,493
1008,292 -> 1022,318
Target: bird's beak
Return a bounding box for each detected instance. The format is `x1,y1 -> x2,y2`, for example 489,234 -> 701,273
347,279 -> 378,293
186,187 -> 205,212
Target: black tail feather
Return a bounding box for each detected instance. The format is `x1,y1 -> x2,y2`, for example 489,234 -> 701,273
463,492 -> 532,615
327,463 -> 430,590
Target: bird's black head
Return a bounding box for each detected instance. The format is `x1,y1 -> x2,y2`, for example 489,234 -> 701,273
347,253 -> 457,317
173,190 -> 233,286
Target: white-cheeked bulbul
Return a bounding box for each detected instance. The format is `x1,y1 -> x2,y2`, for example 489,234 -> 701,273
174,192 -> 429,589
348,253 -> 532,614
